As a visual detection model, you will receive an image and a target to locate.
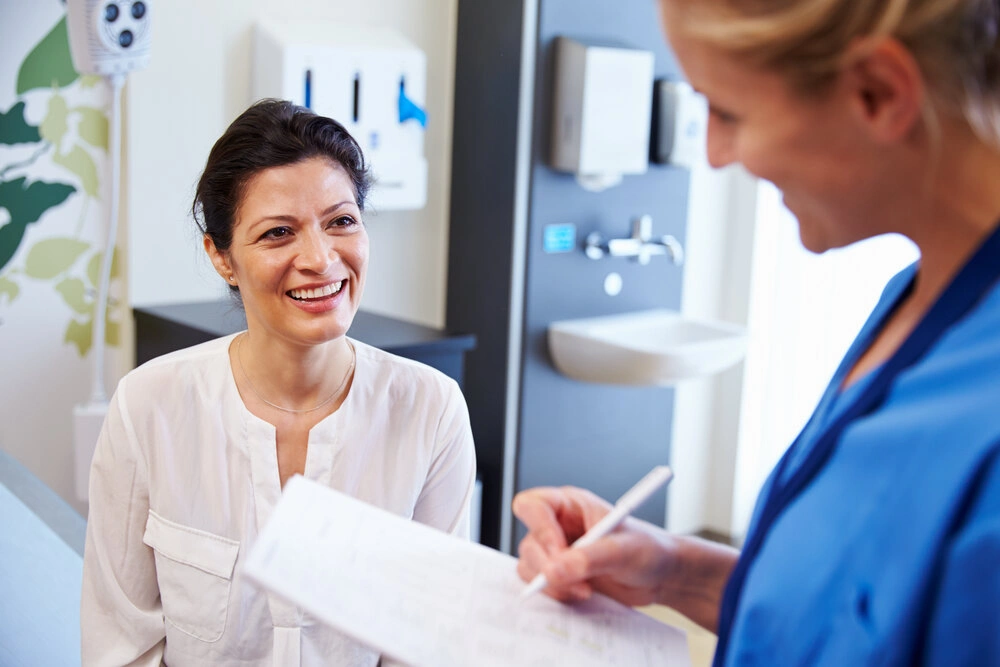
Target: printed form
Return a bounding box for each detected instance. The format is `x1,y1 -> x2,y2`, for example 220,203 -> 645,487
243,476 -> 692,667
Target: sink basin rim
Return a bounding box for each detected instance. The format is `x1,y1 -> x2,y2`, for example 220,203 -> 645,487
547,308 -> 748,386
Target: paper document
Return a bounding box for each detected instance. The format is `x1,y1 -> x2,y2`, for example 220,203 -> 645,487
243,476 -> 691,667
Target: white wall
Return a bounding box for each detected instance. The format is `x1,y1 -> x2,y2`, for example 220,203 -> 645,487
126,0 -> 458,328
667,164 -> 758,537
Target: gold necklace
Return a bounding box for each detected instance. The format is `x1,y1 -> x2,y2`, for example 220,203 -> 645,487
236,333 -> 355,414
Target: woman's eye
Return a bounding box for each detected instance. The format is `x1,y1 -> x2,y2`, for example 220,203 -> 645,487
261,226 -> 292,240
329,216 -> 358,229
710,106 -> 738,124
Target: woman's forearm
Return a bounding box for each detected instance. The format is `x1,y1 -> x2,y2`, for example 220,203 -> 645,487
655,534 -> 739,633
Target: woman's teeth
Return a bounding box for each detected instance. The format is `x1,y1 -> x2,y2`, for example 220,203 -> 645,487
289,281 -> 343,300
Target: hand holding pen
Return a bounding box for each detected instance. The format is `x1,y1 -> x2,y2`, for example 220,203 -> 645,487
513,466 -> 675,602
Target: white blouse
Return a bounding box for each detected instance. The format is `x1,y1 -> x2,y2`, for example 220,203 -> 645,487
81,334 -> 477,666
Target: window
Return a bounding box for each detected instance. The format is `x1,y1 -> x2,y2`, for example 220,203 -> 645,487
731,181 -> 919,536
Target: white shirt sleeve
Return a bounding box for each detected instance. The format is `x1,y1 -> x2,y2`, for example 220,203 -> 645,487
81,380 -> 166,666
411,378 -> 477,538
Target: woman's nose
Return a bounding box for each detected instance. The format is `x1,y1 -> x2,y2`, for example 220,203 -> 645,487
296,228 -> 336,273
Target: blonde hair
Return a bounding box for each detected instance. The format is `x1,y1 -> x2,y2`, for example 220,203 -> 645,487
679,0 -> 1000,148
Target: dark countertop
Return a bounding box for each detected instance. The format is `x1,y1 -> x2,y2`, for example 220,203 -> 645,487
133,300 -> 477,358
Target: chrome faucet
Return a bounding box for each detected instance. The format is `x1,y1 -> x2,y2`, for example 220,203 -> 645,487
584,215 -> 684,266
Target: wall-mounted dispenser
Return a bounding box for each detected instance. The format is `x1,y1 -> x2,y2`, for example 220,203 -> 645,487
549,36 -> 654,192
651,80 -> 708,170
253,22 -> 428,210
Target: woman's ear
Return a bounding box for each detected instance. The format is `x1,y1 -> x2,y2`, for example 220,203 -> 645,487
203,235 -> 236,285
842,37 -> 926,144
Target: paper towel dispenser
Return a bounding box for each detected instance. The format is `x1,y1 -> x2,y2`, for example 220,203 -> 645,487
651,79 -> 708,170
549,36 -> 654,192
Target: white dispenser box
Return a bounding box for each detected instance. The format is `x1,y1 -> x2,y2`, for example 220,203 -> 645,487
254,21 -> 428,210
651,80 -> 708,170
549,36 -> 654,191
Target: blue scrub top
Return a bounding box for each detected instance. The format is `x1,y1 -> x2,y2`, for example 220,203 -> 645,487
725,265 -> 1000,666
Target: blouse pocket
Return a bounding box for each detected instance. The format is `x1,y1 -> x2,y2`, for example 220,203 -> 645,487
142,510 -> 240,642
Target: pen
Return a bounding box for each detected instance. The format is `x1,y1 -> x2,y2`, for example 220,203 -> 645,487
520,465 -> 674,599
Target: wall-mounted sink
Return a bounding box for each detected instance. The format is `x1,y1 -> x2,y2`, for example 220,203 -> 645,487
548,309 -> 747,386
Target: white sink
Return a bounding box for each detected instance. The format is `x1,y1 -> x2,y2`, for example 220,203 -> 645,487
548,309 -> 747,386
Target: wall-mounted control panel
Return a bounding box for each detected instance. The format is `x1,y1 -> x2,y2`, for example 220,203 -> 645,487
253,21 -> 429,211
67,0 -> 152,75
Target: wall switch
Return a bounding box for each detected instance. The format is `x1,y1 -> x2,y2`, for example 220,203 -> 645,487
543,223 -> 577,253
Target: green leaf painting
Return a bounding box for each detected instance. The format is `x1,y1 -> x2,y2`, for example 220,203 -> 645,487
0,178 -> 77,274
0,102 -> 42,145
2,10 -> 120,359
76,107 -> 109,150
16,17 -> 79,94
53,145 -> 99,197
64,310 -> 120,356
64,318 -> 92,356
24,237 -> 90,279
39,94 -> 69,146
86,248 -> 121,287
55,277 -> 91,314
0,276 -> 19,304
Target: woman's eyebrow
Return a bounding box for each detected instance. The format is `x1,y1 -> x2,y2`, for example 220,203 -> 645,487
249,201 -> 359,227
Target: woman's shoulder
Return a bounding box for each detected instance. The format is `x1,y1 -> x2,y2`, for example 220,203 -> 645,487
350,338 -> 461,397
119,334 -> 237,395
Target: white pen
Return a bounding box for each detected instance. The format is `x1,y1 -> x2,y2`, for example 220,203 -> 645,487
520,465 -> 674,599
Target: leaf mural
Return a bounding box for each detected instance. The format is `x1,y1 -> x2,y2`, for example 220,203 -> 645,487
39,94 -> 69,146
55,277 -> 91,314
16,17 -> 79,95
75,107 -> 109,150
64,310 -> 120,357
0,102 -> 42,145
53,145 -> 99,197
0,178 -> 77,274
105,318 -> 120,346
86,247 -> 121,286
64,317 -> 92,356
24,237 -> 90,279
0,276 -> 19,304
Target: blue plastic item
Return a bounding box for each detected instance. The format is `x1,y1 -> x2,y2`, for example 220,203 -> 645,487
398,80 -> 427,128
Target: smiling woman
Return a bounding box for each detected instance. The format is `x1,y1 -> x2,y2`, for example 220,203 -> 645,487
80,100 -> 477,666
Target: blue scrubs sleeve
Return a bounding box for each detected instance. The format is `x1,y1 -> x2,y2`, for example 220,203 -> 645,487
924,445 -> 1000,666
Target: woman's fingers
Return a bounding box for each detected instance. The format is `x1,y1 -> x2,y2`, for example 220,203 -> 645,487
512,487 -> 574,553
514,485 -> 630,601
516,534 -> 549,581
543,520 -> 673,606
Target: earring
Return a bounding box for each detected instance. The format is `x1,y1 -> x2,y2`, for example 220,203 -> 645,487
229,275 -> 236,283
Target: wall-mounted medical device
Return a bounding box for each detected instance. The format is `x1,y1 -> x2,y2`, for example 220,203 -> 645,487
549,36 -> 654,192
254,22 -> 429,211
67,0 -> 151,76
651,79 -> 708,170
66,0 -> 152,501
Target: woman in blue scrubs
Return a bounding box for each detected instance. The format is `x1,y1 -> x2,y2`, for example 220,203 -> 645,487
514,1 -> 1000,664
